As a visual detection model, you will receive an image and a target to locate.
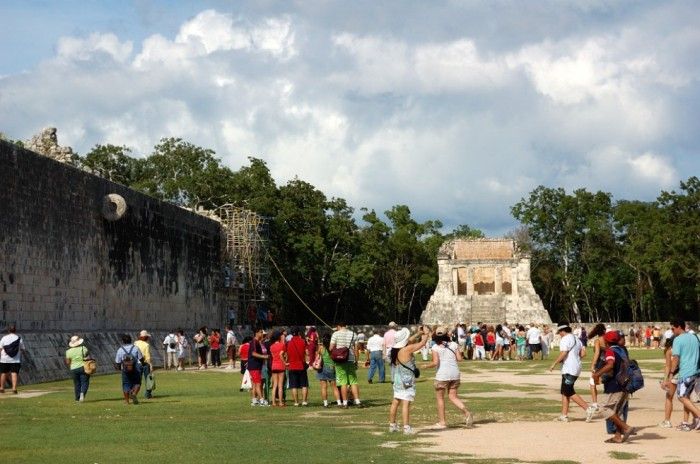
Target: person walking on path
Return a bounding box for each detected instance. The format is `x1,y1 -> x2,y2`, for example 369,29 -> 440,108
367,330 -> 386,383
549,323 -> 595,423
65,335 -> 91,402
134,330 -> 154,399
664,319 -> 700,431
590,331 -> 636,443
389,326 -> 431,435
330,322 -> 362,408
114,334 -> 144,405
658,336 -> 682,428
587,323 -> 607,412
429,327 -> 473,428
0,325 -> 25,395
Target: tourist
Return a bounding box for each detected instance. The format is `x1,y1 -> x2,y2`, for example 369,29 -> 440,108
486,326 -> 496,360
590,331 -> 635,443
162,330 -> 178,370
587,323 -> 607,411
306,326 -> 318,370
0,325 -> 25,394
134,330 -> 154,399
314,333 -> 340,407
658,336 -> 680,428
652,326 -> 662,350
367,329 -> 386,383
65,335 -> 90,402
527,324 -> 542,361
664,319 -> 700,431
429,327 -> 473,428
225,325 -> 237,369
193,327 -> 209,369
269,330 -> 287,407
287,326 -> 309,406
502,322 -> 513,361
389,326 -> 431,434
549,323 -> 595,422
457,323 -> 467,355
247,327 -> 270,406
515,325 -> 526,361
176,329 -> 188,371
473,328 -> 485,360
493,324 -> 504,361
238,336 -> 251,375
542,326 -> 553,359
644,325 -> 652,349
209,328 -> 222,367
330,322 -> 362,408
114,333 -> 144,405
384,322 -> 398,377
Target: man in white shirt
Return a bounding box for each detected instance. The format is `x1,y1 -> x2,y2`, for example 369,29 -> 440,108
0,325 -> 25,394
367,330 -> 386,383
225,325 -> 238,369
550,323 -> 595,422
527,324 -> 542,360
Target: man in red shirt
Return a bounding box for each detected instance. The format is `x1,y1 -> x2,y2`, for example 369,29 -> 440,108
286,327 -> 309,406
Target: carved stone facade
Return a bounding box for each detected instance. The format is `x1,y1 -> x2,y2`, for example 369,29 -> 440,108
25,127 -> 75,164
420,239 -> 551,325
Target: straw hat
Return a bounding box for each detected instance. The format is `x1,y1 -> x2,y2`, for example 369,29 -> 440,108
69,335 -> 84,348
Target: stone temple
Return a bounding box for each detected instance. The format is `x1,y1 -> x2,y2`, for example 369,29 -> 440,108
420,238 -> 551,325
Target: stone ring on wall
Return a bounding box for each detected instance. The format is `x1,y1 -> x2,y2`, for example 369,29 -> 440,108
102,193 -> 127,221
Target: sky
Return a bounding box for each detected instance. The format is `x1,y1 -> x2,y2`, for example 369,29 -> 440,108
1,0 -> 698,236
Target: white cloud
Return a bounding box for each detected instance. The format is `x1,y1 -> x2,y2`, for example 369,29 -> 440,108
57,33 -> 133,63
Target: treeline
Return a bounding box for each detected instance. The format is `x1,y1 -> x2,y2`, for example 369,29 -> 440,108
29,136 -> 699,324
74,138 -> 484,325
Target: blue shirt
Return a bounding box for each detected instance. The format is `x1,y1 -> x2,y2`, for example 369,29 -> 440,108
115,344 -> 143,364
672,333 -> 700,380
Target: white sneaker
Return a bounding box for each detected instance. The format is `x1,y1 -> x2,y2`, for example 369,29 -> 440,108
403,425 -> 416,435
389,423 -> 399,433
79,393 -> 85,402
259,400 -> 269,406
586,406 -> 596,422
658,420 -> 672,428
554,415 -> 570,422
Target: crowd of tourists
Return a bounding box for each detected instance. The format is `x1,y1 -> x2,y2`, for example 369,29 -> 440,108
2,317 -> 699,443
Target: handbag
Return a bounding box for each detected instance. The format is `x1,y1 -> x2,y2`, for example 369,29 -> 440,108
82,347 -> 97,375
330,333 -> 354,363
311,351 -> 323,371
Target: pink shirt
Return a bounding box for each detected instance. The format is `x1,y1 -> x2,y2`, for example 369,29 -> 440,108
384,329 -> 396,355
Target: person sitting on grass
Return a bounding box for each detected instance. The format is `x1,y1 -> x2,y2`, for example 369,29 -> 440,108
389,326 -> 431,435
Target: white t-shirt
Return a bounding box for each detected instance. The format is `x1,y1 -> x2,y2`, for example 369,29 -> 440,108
163,333 -> 178,353
457,326 -> 466,341
0,334 -> 24,363
367,334 -> 384,353
559,333 -> 582,376
527,327 -> 541,344
226,330 -> 237,347
432,341 -> 461,381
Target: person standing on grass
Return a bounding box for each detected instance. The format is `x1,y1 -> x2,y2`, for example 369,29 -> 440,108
65,335 -> 91,402
287,327 -> 310,406
163,330 -> 178,370
473,329 -> 485,360
587,323 -> 607,412
549,323 -> 596,423
194,327 -> 208,369
664,319 -> 700,431
384,322 -> 398,378
316,333 -> 340,407
429,327 -> 473,428
590,331 -> 636,443
527,324 -> 542,361
209,329 -> 222,367
176,329 -> 188,371
389,326 -> 431,435
114,334 -> 144,405
306,326 -> 319,371
247,327 -> 270,406
0,325 -> 25,395
134,330 -> 154,399
330,322 -> 362,408
269,330 -> 287,407
367,330 -> 386,383
225,325 -> 238,369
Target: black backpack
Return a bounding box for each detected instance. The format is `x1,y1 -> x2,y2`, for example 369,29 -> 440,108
121,346 -> 136,372
2,338 -> 21,358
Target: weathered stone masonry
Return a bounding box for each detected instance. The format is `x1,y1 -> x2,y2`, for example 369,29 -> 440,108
0,140 -> 225,384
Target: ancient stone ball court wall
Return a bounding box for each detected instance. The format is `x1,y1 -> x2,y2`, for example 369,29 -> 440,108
0,140 -> 225,384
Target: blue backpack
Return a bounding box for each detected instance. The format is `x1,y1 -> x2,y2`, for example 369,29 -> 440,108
611,346 -> 644,394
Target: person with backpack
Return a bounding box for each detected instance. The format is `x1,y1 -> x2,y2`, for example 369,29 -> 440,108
163,330 -> 178,370
114,334 -> 144,405
590,331 -> 636,443
0,325 -> 25,394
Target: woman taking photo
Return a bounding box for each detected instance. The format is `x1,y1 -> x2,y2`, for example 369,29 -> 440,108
429,327 -> 473,428
65,335 -> 91,402
389,326 -> 430,434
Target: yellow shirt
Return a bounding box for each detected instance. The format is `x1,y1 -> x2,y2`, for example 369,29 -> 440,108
134,339 -> 151,364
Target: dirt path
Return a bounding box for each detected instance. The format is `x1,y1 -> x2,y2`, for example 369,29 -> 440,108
414,366 -> 699,463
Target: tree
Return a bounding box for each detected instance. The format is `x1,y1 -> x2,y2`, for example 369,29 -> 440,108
80,144 -> 145,186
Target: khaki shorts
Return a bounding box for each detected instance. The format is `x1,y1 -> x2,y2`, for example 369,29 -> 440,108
434,379 -> 461,390
601,391 -> 629,419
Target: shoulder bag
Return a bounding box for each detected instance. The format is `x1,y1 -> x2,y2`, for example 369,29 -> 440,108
82,347 -> 97,375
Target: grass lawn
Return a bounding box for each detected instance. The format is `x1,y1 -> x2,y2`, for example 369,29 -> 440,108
1,348 -> 663,464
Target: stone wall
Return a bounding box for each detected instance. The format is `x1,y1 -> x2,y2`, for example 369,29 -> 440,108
0,140 -> 226,383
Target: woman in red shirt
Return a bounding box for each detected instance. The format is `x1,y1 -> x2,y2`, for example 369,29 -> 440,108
238,337 -> 251,375
269,331 -> 287,407
209,329 -> 222,367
